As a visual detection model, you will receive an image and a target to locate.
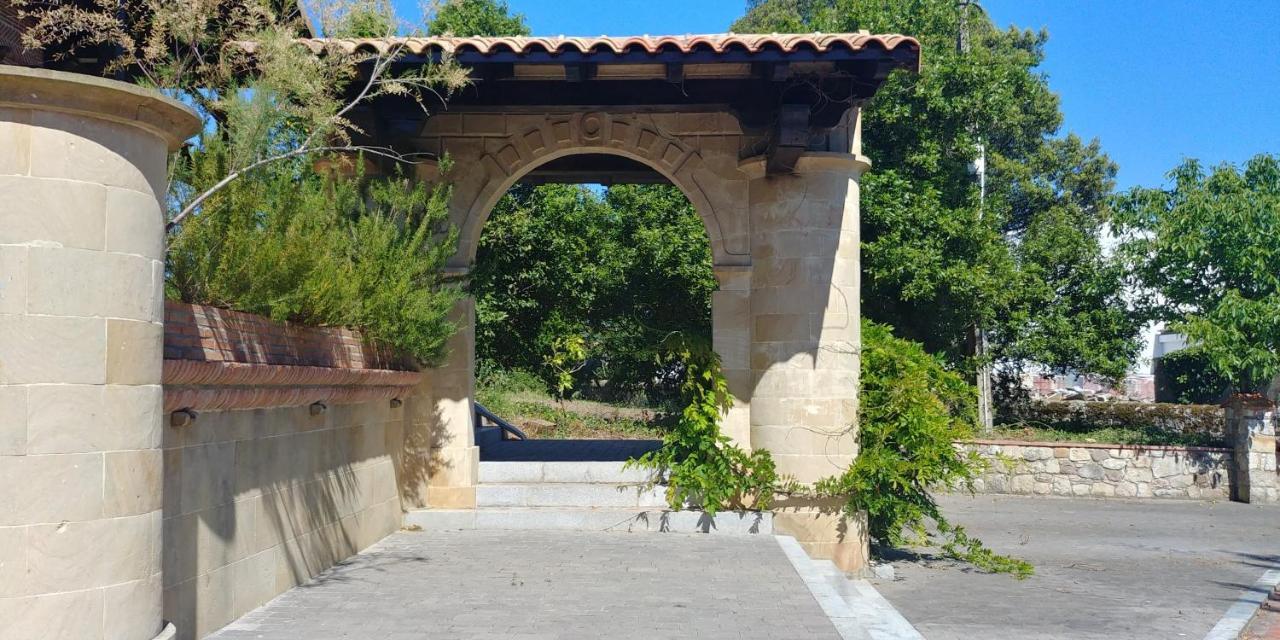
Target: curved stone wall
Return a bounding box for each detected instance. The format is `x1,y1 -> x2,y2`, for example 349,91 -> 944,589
0,66 -> 199,640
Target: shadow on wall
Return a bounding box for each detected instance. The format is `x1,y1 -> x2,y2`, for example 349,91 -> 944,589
398,376 -> 455,510
161,399 -> 408,639
747,166 -> 860,485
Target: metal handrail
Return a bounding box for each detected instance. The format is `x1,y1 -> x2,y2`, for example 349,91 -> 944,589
474,402 -> 528,440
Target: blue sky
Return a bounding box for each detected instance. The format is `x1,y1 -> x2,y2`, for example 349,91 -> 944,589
396,1 -> 1280,190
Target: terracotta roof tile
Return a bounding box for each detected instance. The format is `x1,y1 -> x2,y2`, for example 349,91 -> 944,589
239,32 -> 920,70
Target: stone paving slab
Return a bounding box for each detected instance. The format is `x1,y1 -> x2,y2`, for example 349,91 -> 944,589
207,530 -> 840,640
875,494 -> 1280,640
405,508 -> 773,535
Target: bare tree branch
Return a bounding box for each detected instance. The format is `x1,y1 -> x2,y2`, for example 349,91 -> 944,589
167,144 -> 429,230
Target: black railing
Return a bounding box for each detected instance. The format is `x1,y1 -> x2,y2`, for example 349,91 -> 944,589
474,402 -> 528,441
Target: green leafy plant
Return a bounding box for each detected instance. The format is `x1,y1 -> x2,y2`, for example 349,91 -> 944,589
1153,349 -> 1232,405
735,0 -> 1144,389
546,334 -> 589,401
627,341 -> 777,516
167,144 -> 461,366
1116,154 -> 1280,394
802,321 -> 1033,578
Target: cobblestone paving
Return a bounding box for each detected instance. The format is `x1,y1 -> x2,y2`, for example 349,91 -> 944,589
208,530 -> 839,640
876,494 -> 1280,640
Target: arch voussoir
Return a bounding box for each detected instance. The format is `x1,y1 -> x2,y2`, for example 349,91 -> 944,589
454,112 -> 741,269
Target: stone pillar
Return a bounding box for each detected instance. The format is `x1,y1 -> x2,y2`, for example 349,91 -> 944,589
0,67 -> 199,639
742,151 -> 868,572
1226,394 -> 1279,503
402,294 -> 479,509
712,265 -> 752,448
743,153 -> 865,483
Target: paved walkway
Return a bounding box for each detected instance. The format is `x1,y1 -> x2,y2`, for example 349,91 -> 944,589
208,530 -> 840,640
876,494 -> 1280,640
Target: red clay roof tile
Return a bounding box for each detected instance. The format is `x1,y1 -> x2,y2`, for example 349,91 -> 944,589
240,32 -> 921,71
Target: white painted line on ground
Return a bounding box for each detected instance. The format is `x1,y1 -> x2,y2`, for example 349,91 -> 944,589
1203,568 -> 1280,640
775,535 -> 924,640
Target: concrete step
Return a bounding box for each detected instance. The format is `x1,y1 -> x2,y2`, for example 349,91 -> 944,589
478,460 -> 659,485
405,508 -> 772,535
476,482 -> 671,508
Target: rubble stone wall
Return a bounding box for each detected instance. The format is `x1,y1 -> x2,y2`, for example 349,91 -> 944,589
959,440 -> 1232,500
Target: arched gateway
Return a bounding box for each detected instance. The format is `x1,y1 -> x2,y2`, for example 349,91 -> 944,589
346,32 -> 921,569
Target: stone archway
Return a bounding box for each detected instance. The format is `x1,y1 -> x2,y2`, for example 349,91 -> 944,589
403,109 -> 757,509
378,29 -> 924,573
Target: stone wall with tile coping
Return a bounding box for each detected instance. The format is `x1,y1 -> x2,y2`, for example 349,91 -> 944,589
159,304 -> 419,638
162,399 -> 404,640
959,440 -> 1233,500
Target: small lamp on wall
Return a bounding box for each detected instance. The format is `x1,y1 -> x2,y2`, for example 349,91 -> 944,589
170,408 -> 198,428
310,402 -> 328,416
389,398 -> 403,409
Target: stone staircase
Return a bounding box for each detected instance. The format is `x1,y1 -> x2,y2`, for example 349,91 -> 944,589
405,458 -> 773,535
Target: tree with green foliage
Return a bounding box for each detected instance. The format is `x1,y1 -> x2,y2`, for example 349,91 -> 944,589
19,0 -> 468,364
471,183 -> 716,401
1116,154 -> 1280,394
734,0 -> 1143,387
428,0 -> 530,36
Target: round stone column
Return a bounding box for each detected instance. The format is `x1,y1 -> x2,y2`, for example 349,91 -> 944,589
744,152 -> 867,484
0,66 -> 199,640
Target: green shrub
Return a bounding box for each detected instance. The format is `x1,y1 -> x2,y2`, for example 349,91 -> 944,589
809,320 -> 1033,578
167,139 -> 460,366
1154,349 -> 1233,405
997,399 -> 1225,446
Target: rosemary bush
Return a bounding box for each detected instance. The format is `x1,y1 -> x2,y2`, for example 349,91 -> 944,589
167,142 -> 460,366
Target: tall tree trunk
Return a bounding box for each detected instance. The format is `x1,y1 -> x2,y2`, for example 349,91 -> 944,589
973,325 -> 994,433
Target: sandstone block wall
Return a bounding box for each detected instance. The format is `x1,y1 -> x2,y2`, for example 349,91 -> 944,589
960,440 -> 1232,500
1,67 -> 198,640
161,400 -> 403,639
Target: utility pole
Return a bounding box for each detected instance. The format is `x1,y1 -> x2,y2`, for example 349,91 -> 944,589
957,0 -> 995,432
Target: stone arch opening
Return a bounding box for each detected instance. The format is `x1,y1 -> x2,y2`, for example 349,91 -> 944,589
465,146 -> 736,456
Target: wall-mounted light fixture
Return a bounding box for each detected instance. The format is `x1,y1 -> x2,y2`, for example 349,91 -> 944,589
389,398 -> 403,409
309,402 -> 328,416
170,409 -> 198,428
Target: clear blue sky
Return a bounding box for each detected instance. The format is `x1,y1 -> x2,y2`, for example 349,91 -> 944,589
396,1 -> 1280,190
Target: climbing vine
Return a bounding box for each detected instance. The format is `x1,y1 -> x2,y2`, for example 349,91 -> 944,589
639,322 -> 1031,577
626,341 -> 777,516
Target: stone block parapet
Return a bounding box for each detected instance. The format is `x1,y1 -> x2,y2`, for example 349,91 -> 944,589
959,440 -> 1232,500
163,301 -> 413,370
160,400 -> 403,639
